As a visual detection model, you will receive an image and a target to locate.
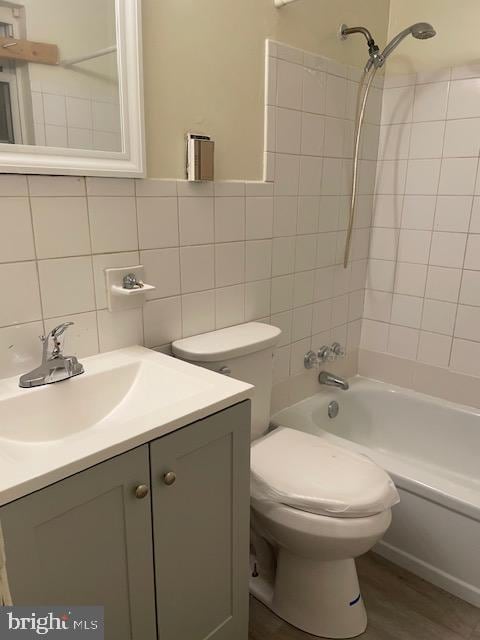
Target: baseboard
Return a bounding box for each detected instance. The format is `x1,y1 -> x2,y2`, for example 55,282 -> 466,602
374,541 -> 480,608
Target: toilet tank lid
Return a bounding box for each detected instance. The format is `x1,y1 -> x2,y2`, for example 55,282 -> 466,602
172,322 -> 281,362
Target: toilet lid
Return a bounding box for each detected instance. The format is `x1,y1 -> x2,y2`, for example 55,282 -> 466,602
250,427 -> 400,518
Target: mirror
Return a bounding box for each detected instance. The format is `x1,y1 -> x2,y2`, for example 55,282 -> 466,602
0,0 -> 144,176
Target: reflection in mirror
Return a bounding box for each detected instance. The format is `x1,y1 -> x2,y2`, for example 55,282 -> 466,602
0,0 -> 121,153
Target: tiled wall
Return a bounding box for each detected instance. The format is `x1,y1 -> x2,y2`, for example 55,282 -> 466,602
362,64 -> 480,380
31,85 -> 122,152
264,41 -> 381,386
0,41 -> 382,383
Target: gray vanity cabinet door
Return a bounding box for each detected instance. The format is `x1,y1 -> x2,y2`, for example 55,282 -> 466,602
150,401 -> 250,640
0,446 -> 157,640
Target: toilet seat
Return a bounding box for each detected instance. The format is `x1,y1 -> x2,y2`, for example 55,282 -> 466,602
251,427 -> 399,518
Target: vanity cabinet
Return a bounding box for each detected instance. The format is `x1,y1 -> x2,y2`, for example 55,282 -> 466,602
0,401 -> 250,640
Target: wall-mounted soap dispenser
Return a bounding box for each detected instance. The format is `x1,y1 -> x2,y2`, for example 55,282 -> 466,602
186,133 -> 214,181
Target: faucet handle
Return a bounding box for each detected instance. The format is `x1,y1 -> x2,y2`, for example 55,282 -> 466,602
50,322 -> 74,340
48,322 -> 74,357
331,342 -> 345,358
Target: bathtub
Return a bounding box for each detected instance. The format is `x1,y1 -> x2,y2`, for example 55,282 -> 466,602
271,376 -> 480,607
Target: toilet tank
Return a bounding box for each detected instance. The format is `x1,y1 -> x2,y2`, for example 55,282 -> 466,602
172,323 -> 281,440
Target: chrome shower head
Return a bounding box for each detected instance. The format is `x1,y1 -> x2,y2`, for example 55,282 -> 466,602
411,22 -> 436,40
380,22 -> 436,66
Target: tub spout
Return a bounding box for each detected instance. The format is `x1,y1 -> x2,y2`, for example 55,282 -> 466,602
318,371 -> 349,391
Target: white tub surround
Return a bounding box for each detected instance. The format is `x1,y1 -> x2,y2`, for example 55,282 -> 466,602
272,376 -> 480,606
0,346 -> 252,506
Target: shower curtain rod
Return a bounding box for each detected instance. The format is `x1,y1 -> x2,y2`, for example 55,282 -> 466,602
61,45 -> 116,67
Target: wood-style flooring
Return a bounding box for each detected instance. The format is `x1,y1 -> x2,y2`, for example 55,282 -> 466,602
249,553 -> 480,640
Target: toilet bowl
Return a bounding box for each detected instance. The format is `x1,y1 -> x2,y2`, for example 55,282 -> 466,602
250,427 -> 399,639
172,322 -> 399,639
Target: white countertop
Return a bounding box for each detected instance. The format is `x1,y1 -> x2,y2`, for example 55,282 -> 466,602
0,346 -> 253,507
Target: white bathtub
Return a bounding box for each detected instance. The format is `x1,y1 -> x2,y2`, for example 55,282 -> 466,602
271,376 -> 480,607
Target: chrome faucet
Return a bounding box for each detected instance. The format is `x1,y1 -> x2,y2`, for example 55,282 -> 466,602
19,322 -> 84,388
318,371 -> 349,391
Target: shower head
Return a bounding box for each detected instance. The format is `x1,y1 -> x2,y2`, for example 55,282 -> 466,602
341,22 -> 436,72
411,22 -> 437,40
380,22 -> 436,65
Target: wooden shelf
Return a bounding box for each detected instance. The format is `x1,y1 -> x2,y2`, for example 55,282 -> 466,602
0,36 -> 58,65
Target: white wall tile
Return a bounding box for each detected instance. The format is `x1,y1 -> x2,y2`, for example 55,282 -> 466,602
32,197 -> 90,258
215,284 -> 245,329
0,198 -> 35,262
417,331 -> 452,367
277,60 -> 303,110
447,78 -> 480,119
214,197 -> 245,242
405,159 -> 441,195
88,197 -> 137,253
144,297 -> 182,348
438,158 -> 477,195
137,198 -> 179,249
455,304 -> 480,341
245,280 -> 271,321
276,108 -> 301,154
0,321 -> 44,378
464,234 -> 480,270
28,176 -> 85,197
401,195 -> 436,230
390,294 -> 423,328
303,68 -> 326,114
180,245 -> 214,293
271,275 -> 294,314
421,299 -> 457,335
394,262 -> 427,297
413,82 -> 449,122
215,242 -> 245,287
141,248 -> 181,300
429,232 -> 467,268
246,240 -> 272,281
97,308 -> 143,352
246,197 -> 274,239
450,338 -> 480,376
274,197 -> 298,236
443,118 -> 480,158
434,196 -> 472,232
459,270 -> 480,306
425,266 -> 462,302
86,178 -> 134,197
38,256 -> 95,319
271,236 -> 295,276
178,197 -> 214,245
0,262 -> 42,327
387,325 -> 419,359
409,121 -> 445,159
181,290 -> 215,338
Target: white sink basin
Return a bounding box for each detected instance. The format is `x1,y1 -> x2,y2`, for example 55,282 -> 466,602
0,363 -> 140,442
0,346 -> 252,506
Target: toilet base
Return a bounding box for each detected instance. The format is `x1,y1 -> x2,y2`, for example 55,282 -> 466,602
250,550 -> 367,639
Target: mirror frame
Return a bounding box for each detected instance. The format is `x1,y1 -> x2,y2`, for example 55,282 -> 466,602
0,0 -> 145,177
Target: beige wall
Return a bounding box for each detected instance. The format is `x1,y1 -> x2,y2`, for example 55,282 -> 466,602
142,0 -> 390,180
387,0 -> 480,75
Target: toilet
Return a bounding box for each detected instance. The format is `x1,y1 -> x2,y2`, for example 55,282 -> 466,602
172,322 -> 399,639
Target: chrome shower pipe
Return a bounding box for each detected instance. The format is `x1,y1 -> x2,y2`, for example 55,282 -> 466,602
274,0 -> 301,6
343,67 -> 378,268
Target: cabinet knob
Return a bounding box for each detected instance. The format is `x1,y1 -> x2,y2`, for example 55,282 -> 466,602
163,471 -> 177,486
135,484 -> 149,499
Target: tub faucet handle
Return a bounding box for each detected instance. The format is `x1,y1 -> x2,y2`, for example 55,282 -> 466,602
331,342 -> 345,359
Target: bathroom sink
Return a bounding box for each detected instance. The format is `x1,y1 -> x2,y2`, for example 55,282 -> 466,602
0,362 -> 142,442
0,346 -> 252,505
